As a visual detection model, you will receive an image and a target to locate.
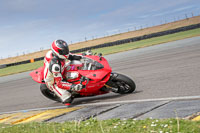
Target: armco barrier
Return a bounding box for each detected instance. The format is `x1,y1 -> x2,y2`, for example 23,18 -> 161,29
1,23 -> 200,69
1,57 -> 45,68
6,60 -> 32,67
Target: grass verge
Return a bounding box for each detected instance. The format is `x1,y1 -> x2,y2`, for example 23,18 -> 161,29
0,60 -> 43,77
92,28 -> 200,55
0,118 -> 199,133
0,28 -> 200,77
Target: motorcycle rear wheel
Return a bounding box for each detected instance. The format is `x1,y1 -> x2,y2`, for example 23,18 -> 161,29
40,84 -> 61,102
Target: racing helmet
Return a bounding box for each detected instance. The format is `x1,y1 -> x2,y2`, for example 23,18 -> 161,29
51,39 -> 69,59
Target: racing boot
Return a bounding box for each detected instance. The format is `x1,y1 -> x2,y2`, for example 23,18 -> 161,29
52,85 -> 73,104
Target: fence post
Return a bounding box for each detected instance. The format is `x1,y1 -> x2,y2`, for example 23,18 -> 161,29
185,14 -> 188,19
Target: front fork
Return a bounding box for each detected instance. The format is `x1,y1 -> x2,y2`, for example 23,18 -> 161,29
104,72 -> 119,92
106,72 -> 118,85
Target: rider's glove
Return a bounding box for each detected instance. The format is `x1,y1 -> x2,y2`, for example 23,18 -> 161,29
71,84 -> 83,91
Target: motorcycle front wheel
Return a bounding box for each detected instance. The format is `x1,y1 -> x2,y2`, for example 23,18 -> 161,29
106,73 -> 136,94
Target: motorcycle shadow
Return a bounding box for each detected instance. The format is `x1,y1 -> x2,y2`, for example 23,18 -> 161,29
71,90 -> 142,106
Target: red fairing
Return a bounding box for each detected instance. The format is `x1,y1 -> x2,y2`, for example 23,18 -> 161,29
29,67 -> 45,84
78,71 -> 111,96
78,55 -> 112,81
75,55 -> 112,96
78,69 -> 109,82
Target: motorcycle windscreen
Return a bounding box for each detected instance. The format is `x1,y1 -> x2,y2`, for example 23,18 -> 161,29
29,67 -> 45,83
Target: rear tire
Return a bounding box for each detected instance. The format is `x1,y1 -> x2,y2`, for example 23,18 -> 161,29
40,84 -> 61,102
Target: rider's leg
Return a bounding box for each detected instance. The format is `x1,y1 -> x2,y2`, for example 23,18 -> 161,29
52,84 -> 73,103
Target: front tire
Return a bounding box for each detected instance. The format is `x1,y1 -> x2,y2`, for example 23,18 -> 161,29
107,73 -> 136,94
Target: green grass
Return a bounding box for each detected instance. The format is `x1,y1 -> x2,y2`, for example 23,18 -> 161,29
1,28 -> 200,77
92,28 -> 200,55
0,118 -> 199,133
0,60 -> 43,77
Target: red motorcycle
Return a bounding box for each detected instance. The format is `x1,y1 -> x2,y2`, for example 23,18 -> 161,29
30,53 -> 136,104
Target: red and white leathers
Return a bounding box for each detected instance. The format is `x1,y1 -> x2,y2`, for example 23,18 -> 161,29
43,50 -> 82,103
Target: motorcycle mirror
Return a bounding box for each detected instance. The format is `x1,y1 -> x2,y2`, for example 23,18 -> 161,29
98,53 -> 103,61
98,53 -> 102,56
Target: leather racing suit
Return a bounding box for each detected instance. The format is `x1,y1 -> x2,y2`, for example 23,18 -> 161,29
43,50 -> 82,103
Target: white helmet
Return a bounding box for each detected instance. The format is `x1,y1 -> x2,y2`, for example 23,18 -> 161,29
51,39 -> 69,59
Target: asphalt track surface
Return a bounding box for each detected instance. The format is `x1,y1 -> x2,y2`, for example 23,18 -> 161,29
0,37 -> 200,118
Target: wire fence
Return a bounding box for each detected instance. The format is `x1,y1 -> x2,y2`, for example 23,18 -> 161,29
0,12 -> 199,60
1,22 -> 200,69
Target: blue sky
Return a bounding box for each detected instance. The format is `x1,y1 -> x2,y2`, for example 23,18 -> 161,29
0,0 -> 200,58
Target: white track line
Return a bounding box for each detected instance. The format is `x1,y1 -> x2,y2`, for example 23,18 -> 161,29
78,95 -> 200,107
1,95 -> 200,115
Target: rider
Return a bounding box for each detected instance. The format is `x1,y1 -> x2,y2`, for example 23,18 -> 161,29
43,39 -> 83,104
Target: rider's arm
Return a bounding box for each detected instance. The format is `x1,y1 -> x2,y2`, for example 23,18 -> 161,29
51,64 -> 82,91
50,62 -> 72,90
